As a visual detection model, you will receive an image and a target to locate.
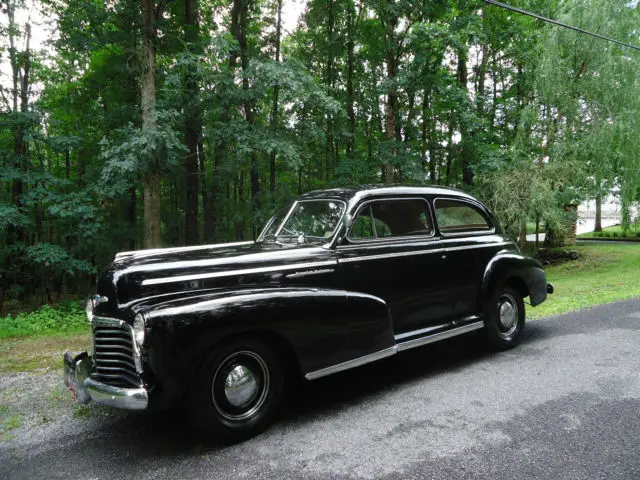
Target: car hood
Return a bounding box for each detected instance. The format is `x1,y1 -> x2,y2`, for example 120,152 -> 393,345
94,240 -> 335,314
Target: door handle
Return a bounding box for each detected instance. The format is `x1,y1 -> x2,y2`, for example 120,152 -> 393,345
441,254 -> 447,261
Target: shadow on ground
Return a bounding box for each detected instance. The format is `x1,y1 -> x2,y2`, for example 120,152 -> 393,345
41,319 -> 552,464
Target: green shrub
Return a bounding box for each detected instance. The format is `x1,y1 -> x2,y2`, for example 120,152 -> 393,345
612,232 -> 619,238
602,232 -> 612,237
593,232 -> 603,237
0,301 -> 87,339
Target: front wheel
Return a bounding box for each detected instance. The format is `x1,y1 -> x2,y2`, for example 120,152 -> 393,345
190,338 -> 284,443
484,285 -> 525,350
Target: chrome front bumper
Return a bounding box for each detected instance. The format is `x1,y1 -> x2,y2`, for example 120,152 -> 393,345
63,351 -> 148,410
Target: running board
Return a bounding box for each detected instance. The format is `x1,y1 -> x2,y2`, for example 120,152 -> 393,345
304,320 -> 485,380
395,321 -> 485,352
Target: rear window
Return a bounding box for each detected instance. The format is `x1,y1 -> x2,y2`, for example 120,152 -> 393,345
434,199 -> 491,234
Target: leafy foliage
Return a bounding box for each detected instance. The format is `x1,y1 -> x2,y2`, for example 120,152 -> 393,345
0,301 -> 87,338
1,0 -> 639,310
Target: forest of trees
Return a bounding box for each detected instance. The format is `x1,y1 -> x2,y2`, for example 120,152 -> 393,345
1,0 -> 639,308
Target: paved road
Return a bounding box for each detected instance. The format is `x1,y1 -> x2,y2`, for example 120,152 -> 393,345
2,299 -> 640,479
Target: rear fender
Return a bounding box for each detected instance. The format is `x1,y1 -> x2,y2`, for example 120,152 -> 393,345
481,251 -> 548,308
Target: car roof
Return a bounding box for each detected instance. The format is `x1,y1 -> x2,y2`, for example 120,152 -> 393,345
297,184 -> 478,205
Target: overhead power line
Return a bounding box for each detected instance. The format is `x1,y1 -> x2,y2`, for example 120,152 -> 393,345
483,0 -> 640,52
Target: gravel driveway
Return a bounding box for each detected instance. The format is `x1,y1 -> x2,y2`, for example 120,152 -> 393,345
2,298 -> 640,479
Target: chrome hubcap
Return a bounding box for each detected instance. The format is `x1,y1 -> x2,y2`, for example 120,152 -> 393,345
224,365 -> 259,408
497,293 -> 519,336
212,351 -> 269,421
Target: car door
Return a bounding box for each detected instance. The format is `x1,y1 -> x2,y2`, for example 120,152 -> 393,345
336,197 -> 454,336
433,196 -> 506,319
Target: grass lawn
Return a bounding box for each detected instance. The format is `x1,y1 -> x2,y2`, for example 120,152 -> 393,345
528,243 -> 640,318
578,222 -> 640,239
0,300 -> 88,374
0,333 -> 87,374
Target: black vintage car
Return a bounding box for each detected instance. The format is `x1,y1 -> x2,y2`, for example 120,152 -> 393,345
64,185 -> 552,442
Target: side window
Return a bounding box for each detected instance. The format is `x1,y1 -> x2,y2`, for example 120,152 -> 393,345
348,199 -> 433,240
434,199 -> 491,234
350,206 -> 375,240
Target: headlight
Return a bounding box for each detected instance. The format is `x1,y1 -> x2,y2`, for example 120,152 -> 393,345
85,299 -> 94,323
133,314 -> 146,347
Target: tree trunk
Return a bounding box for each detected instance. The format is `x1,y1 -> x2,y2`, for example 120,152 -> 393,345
519,220 -> 527,251
594,195 -> 602,232
143,172 -> 162,248
183,0 -> 200,245
445,116 -> 455,186
128,186 -> 137,249
209,0 -> 242,243
384,58 -> 398,183
404,93 -> 415,144
269,0 -> 282,194
382,3 -> 399,184
141,0 -> 162,248
200,142 -> 214,243
235,0 -> 260,234
345,0 -> 356,162
325,0 -> 335,183
6,9 -> 31,247
476,26 -> 489,116
456,47 -> 474,187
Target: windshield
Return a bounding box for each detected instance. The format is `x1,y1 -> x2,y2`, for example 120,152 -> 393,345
261,200 -> 346,244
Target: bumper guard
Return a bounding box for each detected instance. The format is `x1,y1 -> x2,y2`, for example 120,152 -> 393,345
63,351 -> 148,410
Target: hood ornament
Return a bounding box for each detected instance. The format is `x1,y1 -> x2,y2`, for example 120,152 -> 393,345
92,295 -> 109,307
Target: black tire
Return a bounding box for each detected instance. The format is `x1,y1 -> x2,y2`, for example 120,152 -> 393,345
189,338 -> 284,443
484,285 -> 525,350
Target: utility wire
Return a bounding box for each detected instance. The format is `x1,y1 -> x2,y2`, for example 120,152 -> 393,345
483,0 -> 640,52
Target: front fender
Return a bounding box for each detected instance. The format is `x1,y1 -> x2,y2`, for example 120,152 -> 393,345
481,251 -> 548,307
141,287 -> 393,398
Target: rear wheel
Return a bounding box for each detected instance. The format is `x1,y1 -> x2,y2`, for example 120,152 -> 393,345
190,338 -> 284,443
484,285 -> 525,350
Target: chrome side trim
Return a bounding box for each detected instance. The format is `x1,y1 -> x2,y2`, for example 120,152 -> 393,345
394,324 -> 449,341
445,242 -> 510,252
396,321 -> 485,352
394,316 -> 481,341
115,241 -> 254,260
305,346 -> 397,380
286,268 -> 335,278
339,249 -> 439,263
149,288 -> 379,318
305,320 -> 486,380
141,260 -> 337,286
338,242 -> 510,263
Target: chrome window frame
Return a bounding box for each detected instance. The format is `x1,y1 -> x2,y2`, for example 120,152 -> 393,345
432,196 -> 496,237
257,199 -> 347,246
344,197 -> 436,245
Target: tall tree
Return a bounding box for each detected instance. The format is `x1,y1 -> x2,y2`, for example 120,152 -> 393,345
183,0 -> 201,245
141,0 -> 162,248
268,0 -> 282,194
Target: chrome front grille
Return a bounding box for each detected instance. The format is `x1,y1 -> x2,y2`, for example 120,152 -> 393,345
91,322 -> 142,389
